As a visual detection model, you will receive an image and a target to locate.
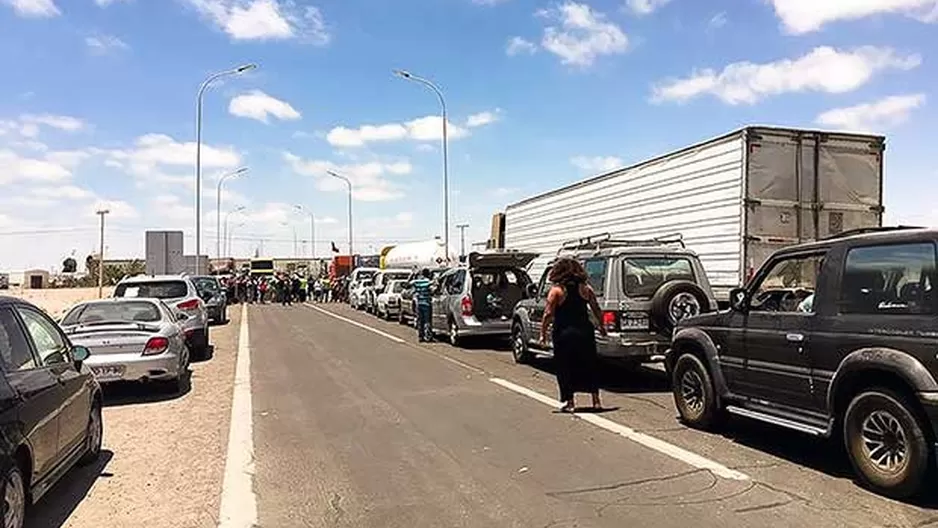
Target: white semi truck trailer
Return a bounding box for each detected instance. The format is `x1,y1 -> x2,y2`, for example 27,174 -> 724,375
503,126 -> 886,305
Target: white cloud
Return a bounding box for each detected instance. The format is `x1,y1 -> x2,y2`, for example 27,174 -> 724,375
325,114 -> 479,148
626,0 -> 672,15
1,0 -> 60,17
284,152 -> 412,202
91,200 -> 139,220
85,34 -> 130,55
571,155 -> 623,173
707,11 -> 728,30
491,187 -> 519,199
466,110 -> 501,128
767,0 -> 938,34
228,90 -> 301,123
102,134 -> 241,189
651,46 -> 921,105
18,114 -> 86,136
815,93 -> 926,132
31,185 -> 94,200
537,2 -> 629,67
0,149 -> 72,184
94,0 -> 130,5
183,0 -> 330,44
506,36 -> 538,56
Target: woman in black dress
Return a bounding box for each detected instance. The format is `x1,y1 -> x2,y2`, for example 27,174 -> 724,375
539,258 -> 607,413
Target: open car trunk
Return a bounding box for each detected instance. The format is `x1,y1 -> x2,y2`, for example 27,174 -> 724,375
469,267 -> 530,321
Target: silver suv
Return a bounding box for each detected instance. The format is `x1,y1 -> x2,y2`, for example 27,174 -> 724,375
511,234 -> 717,367
113,274 -> 211,359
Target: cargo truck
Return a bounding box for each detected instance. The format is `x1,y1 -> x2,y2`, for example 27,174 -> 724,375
503,126 -> 885,306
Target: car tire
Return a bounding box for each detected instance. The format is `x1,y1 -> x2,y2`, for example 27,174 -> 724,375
448,319 -> 461,347
844,388 -> 931,499
78,402 -> 103,466
671,353 -> 720,430
1,463 -> 27,528
511,323 -> 532,364
398,310 -> 406,325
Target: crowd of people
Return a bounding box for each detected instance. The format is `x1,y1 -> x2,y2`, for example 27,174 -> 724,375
221,271 -> 351,306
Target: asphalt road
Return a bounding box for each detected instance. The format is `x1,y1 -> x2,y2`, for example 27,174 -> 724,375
249,302 -> 938,528
28,301 -> 938,527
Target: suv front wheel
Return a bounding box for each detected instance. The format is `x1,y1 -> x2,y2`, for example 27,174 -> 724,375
511,323 -> 532,364
672,353 -> 720,430
844,389 -> 931,499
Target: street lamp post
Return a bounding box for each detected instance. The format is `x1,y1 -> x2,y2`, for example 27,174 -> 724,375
95,208 -> 110,298
280,221 -> 298,258
195,63 -> 256,275
224,206 -> 246,257
326,171 -> 354,258
216,167 -> 248,259
456,223 -> 469,260
294,205 -> 316,258
393,69 -> 450,262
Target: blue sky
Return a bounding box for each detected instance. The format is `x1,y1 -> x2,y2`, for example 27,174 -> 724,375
0,0 -> 936,270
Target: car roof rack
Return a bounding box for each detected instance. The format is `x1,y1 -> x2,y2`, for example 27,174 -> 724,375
820,225 -> 924,241
557,232 -> 686,254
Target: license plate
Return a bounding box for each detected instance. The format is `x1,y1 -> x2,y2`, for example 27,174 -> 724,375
620,315 -> 649,330
91,365 -> 125,381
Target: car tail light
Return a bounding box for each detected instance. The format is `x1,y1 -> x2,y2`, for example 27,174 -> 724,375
461,296 -> 473,317
601,311 -> 618,332
143,337 -> 169,356
177,299 -> 200,312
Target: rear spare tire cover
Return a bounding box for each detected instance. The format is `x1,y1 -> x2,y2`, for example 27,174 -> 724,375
650,280 -> 710,333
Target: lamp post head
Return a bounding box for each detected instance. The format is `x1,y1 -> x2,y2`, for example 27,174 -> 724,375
236,63 -> 257,74
96,209 -> 110,215
393,69 -> 412,79
234,167 -> 249,176
235,206 -> 246,212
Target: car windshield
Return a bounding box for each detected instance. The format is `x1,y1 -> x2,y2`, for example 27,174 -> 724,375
62,301 -> 161,326
114,280 -> 189,299
192,277 -> 220,294
391,282 -> 405,293
622,257 -> 695,298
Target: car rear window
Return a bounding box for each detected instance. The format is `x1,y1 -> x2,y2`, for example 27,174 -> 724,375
192,277 -> 220,293
62,301 -> 162,326
622,257 -> 695,298
114,281 -> 189,299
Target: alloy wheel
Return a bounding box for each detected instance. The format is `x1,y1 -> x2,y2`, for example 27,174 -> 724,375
669,292 -> 701,324
861,410 -> 908,473
3,468 -> 25,528
680,369 -> 705,415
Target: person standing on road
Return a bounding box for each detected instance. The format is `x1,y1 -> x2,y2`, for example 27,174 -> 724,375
412,268 -> 433,342
540,257 -> 606,413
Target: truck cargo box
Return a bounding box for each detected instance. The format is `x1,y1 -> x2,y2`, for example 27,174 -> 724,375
504,126 -> 885,302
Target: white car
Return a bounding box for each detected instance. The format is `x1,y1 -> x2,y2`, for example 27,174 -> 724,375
350,279 -> 373,310
376,280 -> 407,320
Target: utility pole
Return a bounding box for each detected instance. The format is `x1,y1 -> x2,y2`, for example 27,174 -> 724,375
456,223 -> 469,260
96,209 -> 110,298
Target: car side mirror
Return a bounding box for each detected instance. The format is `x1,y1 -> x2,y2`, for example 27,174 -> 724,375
526,283 -> 538,298
72,345 -> 90,362
729,287 -> 750,312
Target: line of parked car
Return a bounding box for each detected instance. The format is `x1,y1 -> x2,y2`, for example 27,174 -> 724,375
0,272 -> 228,527
345,228 -> 938,500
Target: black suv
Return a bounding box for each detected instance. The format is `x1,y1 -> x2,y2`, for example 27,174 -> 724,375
0,297 -> 103,525
668,227 -> 938,499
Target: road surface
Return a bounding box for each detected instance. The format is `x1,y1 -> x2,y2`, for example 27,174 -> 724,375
30,302 -> 938,527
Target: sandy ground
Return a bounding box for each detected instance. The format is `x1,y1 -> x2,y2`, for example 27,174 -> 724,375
7,287 -> 115,318
26,305 -> 241,528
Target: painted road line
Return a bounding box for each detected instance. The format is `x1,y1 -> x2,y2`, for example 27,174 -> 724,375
305,303 -> 406,344
219,304 -> 258,528
489,377 -> 750,481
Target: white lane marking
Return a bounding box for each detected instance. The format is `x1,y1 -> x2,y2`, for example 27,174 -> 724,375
489,377 -> 750,481
304,303 -> 406,344
219,304 -> 257,528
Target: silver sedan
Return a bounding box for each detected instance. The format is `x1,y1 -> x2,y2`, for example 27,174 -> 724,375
60,298 -> 190,393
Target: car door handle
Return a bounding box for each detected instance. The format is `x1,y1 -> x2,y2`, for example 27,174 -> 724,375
786,333 -> 805,343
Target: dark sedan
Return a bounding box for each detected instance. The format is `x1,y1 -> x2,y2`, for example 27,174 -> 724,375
0,297 -> 103,528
